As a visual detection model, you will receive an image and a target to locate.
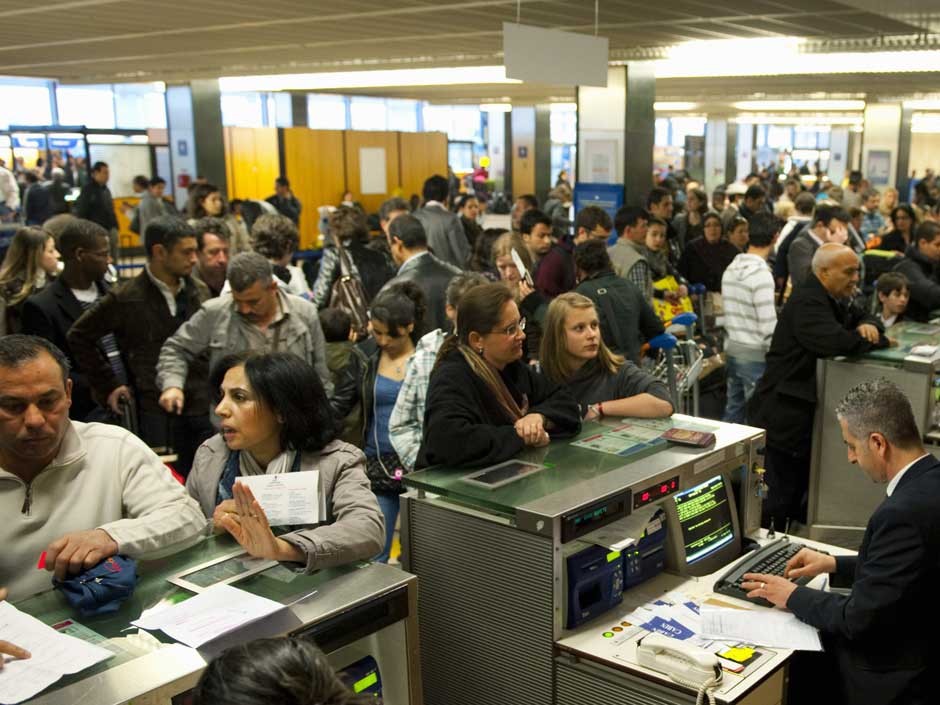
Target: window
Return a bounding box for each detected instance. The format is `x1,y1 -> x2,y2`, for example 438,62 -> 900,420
350,96 -> 387,131
766,126 -> 792,150
113,83 -> 166,129
57,85 -> 116,128
0,83 -> 53,129
655,118 -> 670,147
550,104 -> 577,145
308,94 -> 347,129
220,92 -> 265,127
669,117 -> 706,147
387,99 -> 418,132
423,105 -> 481,141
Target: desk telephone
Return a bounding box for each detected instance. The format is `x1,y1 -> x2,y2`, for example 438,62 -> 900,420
636,633 -> 723,705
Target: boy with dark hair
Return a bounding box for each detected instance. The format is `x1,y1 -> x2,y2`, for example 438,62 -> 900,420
876,272 -> 910,328
721,212 -> 781,422
319,307 -> 355,409
519,209 -> 553,266
534,205 -> 613,299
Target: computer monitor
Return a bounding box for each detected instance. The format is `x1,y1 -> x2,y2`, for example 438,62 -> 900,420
663,473 -> 742,577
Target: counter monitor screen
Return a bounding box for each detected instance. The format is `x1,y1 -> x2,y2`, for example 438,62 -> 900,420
663,473 -> 742,577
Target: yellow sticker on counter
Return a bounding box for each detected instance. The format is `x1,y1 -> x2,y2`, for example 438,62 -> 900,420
719,647 -> 755,663
606,550 -> 621,562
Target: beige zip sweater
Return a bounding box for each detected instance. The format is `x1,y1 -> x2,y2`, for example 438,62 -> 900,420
1,421 -> 207,601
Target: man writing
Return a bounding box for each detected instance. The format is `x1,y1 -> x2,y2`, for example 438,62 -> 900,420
0,336 -> 206,601
743,379 -> 939,705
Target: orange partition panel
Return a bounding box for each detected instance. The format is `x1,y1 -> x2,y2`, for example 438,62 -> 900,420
223,127 -> 280,201
399,131 -> 448,203
344,131 -> 401,215
282,128 -> 346,249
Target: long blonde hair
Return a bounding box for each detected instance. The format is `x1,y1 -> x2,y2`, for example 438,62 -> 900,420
491,232 -> 532,300
540,292 -> 623,384
0,227 -> 53,305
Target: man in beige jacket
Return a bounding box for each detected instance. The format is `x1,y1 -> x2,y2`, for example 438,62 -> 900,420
0,335 -> 207,601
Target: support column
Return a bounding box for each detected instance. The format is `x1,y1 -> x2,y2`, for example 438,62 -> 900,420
486,110 -> 508,193
704,119 -> 729,196
861,103 -> 902,191
534,104 -> 552,204
511,106 -> 536,198
828,128 -> 850,186
735,123 -> 755,182
165,85 -> 199,211
290,93 -> 308,128
897,106 -> 914,198
576,65 -> 654,206
190,79 -> 227,191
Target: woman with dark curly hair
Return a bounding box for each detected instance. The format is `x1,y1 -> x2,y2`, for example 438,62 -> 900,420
186,351 -> 384,572
330,281 -> 426,562
193,637 -> 374,705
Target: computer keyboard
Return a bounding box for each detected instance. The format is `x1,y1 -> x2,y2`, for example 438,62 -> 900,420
713,539 -> 811,607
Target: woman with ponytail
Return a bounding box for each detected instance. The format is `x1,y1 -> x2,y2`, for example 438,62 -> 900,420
420,282 -> 581,468
331,280 -> 426,562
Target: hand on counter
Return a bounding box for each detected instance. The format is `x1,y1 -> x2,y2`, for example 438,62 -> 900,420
740,573 -> 798,609
856,323 -> 880,344
44,529 -> 119,581
217,482 -> 304,563
515,413 -> 549,447
0,588 -> 31,669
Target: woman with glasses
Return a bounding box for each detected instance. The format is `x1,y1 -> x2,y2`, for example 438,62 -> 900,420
330,281 -> 426,562
539,293 -> 673,421
420,282 -> 581,469
879,204 -> 918,253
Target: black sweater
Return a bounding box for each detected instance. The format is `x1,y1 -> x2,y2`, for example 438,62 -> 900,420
418,350 -> 581,468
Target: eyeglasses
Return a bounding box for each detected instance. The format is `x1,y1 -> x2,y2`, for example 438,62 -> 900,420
492,317 -> 526,337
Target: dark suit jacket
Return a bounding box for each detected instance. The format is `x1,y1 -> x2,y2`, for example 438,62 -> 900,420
382,252 -> 461,333
892,245 -> 940,321
788,454 -> 940,705
21,278 -> 111,420
749,274 -> 886,453
67,271 -> 210,416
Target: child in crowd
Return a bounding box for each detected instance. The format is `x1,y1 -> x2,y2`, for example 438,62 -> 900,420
727,215 -> 750,251
876,272 -> 910,328
319,307 -> 355,387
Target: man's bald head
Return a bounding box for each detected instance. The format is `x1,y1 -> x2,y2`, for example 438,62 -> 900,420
813,243 -> 860,299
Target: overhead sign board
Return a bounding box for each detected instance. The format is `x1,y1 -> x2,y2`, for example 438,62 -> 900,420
503,22 -> 609,87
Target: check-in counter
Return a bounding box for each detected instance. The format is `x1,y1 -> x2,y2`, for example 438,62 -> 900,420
808,320 -> 940,547
400,415 -> 805,705
18,535 -> 421,705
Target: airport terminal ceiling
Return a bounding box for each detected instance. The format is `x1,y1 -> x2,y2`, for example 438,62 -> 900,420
1,0 -> 939,104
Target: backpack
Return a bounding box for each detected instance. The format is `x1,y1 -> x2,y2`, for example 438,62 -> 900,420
328,239 -> 370,339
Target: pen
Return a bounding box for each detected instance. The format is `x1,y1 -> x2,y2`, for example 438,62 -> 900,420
37,551 -> 47,570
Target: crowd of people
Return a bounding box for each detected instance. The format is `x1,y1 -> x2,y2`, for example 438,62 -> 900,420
1,159 -> 939,704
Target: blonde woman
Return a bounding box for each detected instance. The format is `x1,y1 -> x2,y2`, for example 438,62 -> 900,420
540,292 -> 673,420
0,227 -> 59,334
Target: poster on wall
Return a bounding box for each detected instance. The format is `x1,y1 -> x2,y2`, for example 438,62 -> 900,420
359,147 -> 387,194
584,139 -> 618,183
866,150 -> 892,186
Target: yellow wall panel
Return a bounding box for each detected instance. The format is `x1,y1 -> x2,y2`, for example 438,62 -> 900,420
282,128 -> 346,249
344,131 -> 401,215
223,127 -> 279,201
399,131 -> 448,203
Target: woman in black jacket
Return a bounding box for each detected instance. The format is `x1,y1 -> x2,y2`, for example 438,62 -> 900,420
330,281 -> 425,562
420,282 -> 581,469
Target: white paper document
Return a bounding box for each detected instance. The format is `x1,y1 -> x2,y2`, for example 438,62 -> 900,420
0,601 -> 112,704
132,584 -> 285,648
699,606 -> 823,651
236,470 -> 319,526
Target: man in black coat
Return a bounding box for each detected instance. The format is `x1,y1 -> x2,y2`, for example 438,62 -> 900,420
21,219 -> 113,422
74,161 -> 119,260
382,214 -> 460,332
748,243 -> 888,527
742,379 -> 940,705
892,221 -> 940,321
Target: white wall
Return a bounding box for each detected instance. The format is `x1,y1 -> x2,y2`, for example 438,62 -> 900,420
862,103 -> 901,187
908,132 -> 940,178
577,66 -> 625,184
704,119 -> 728,194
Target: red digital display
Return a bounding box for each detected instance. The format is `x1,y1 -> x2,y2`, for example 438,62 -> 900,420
632,475 -> 680,509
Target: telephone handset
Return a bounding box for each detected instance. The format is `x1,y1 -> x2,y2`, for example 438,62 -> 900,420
636,633 -> 723,705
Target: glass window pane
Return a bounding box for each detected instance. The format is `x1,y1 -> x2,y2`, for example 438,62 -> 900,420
221,92 -> 264,127
57,85 -> 115,128
550,105 -> 577,144
669,117 -> 706,146
114,83 -> 166,129
766,125 -> 792,150
387,99 -> 418,132
307,94 -> 347,129
0,83 -> 52,129
655,118 -> 670,147
350,97 -> 387,131
422,105 -> 481,141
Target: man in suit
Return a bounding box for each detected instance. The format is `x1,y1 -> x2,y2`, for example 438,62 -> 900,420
413,174 -> 468,269
749,243 -> 888,528
21,219 -> 114,422
67,217 -> 212,477
74,161 -> 119,261
787,204 -> 850,289
383,214 -> 460,332
743,379 -> 940,705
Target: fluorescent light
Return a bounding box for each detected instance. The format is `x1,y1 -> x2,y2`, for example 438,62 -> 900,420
220,66 -> 521,92
654,101 -> 698,111
733,100 -> 865,111
733,114 -> 864,126
912,113 -> 940,133
550,102 -> 578,111
648,37 -> 940,78
904,99 -> 940,110
480,103 -> 512,113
